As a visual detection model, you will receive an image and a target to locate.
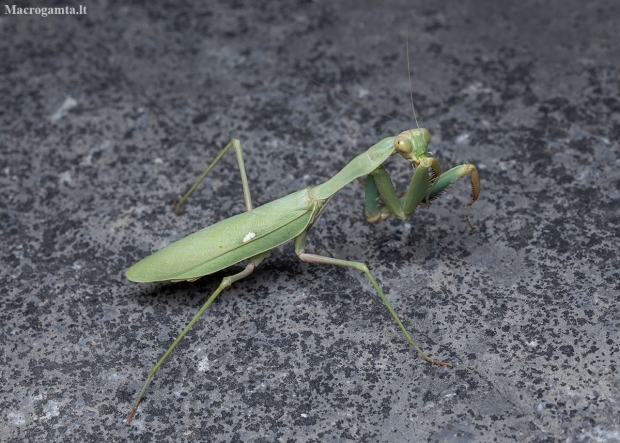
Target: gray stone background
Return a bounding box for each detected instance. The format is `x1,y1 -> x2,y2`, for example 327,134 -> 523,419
1,1 -> 619,442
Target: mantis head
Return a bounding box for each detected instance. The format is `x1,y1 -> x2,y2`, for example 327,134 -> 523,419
394,128 -> 431,163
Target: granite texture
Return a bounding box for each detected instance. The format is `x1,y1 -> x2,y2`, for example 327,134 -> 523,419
1,1 -> 619,442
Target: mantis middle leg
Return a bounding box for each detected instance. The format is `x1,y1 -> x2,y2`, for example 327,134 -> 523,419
294,232 -> 451,367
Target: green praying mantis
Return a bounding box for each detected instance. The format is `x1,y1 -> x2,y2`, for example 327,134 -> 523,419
124,83 -> 480,426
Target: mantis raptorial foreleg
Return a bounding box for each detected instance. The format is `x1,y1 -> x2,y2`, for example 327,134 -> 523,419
364,162 -> 432,223
126,250 -> 270,425
365,162 -> 480,227
430,164 -> 480,228
174,139 -> 253,215
293,232 -> 452,367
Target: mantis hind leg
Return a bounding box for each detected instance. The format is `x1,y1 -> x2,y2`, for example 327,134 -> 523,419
174,139 -> 253,215
294,233 -> 451,368
125,250 -> 270,426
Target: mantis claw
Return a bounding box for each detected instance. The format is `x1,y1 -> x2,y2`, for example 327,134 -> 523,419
424,356 -> 454,368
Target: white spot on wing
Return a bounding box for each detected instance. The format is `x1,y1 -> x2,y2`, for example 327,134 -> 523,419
243,232 -> 256,243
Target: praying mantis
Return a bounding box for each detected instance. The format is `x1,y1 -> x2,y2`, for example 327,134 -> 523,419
124,84 -> 480,427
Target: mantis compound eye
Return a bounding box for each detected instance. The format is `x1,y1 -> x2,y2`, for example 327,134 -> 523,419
395,136 -> 413,155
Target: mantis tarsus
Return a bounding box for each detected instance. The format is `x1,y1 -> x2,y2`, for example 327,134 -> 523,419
124,125 -> 480,425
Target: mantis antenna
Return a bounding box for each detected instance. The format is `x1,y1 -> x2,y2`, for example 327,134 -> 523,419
406,23 -> 420,129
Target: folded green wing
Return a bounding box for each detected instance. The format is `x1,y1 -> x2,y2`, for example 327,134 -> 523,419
127,188 -> 315,282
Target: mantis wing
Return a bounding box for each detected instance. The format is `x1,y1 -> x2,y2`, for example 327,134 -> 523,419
127,189 -> 316,282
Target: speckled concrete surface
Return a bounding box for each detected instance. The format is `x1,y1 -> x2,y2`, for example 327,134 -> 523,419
1,1 -> 619,442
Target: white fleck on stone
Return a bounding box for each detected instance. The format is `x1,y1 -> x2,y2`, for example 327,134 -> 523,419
456,133 -> 470,144
7,412 -> 26,426
197,356 -> 210,372
59,171 -> 72,184
51,96 -> 77,122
